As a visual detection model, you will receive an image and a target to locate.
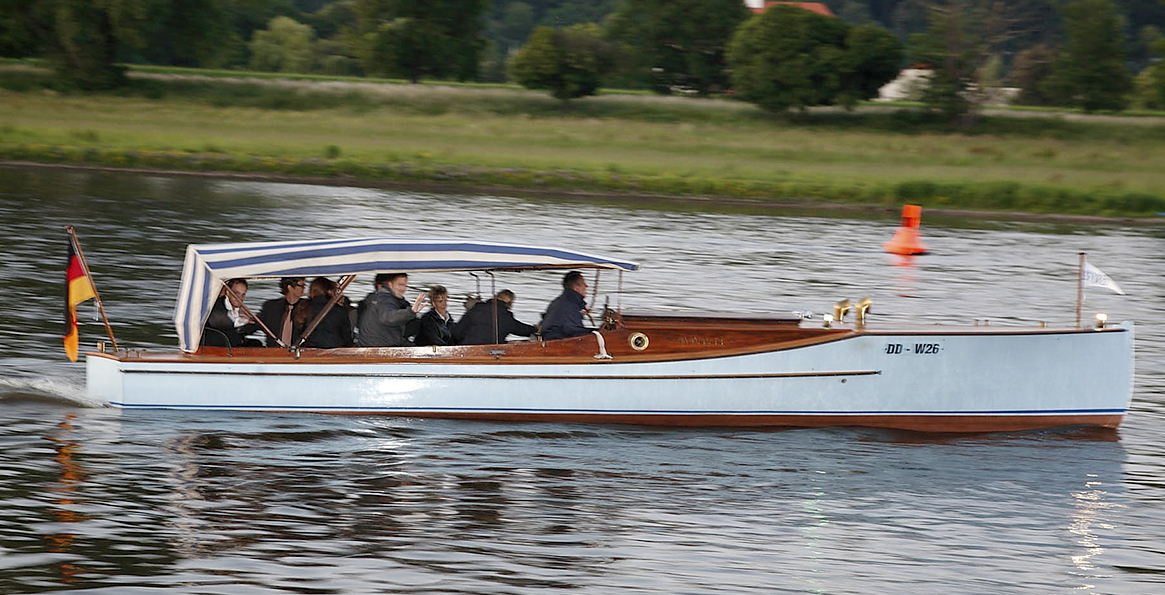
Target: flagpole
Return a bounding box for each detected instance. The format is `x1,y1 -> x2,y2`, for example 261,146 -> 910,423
66,226 -> 119,352
1076,252 -> 1085,329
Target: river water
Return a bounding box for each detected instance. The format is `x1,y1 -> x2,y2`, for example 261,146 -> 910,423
1,166 -> 1163,594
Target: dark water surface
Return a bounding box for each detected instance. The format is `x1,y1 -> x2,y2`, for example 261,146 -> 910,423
1,166 -> 1163,594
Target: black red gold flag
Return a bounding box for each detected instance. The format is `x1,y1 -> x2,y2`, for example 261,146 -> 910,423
64,239 -> 97,362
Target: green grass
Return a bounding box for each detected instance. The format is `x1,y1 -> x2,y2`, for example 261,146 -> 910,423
3,66 -> 1165,217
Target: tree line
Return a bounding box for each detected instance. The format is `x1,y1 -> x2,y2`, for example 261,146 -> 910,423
1,0 -> 1163,115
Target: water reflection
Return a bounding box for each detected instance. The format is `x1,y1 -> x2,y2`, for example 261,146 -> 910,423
44,414 -> 84,584
0,399 -> 1149,594
1069,473 -> 1117,584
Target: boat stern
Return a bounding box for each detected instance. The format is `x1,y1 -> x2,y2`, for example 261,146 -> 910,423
86,353 -> 124,406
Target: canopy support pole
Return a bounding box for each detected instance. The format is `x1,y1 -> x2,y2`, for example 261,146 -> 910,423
617,270 -> 624,316
469,272 -> 481,299
221,280 -> 280,348
296,275 -> 356,349
488,271 -> 498,345
1076,252 -> 1085,328
586,270 -> 600,327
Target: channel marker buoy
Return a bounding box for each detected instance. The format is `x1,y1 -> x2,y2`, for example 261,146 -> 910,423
883,205 -> 929,255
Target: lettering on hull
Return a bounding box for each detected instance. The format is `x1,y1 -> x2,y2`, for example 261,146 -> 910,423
885,343 -> 943,355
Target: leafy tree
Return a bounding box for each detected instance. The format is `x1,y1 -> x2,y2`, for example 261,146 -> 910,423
1053,0 -> 1132,112
910,1 -> 1052,123
305,0 -> 359,40
909,5 -> 980,121
42,0 -> 152,88
838,1 -> 875,26
313,38 -> 363,75
1008,44 -> 1059,106
356,0 -> 487,82
726,5 -> 902,112
0,0 -> 242,85
138,0 -> 236,68
496,2 -> 535,53
481,0 -> 620,82
249,16 -> 315,72
1155,37 -> 1165,107
509,24 -> 618,102
0,0 -> 51,59
230,0 -> 302,50
365,16 -> 443,81
844,23 -> 906,103
1131,37 -> 1165,109
607,0 -> 750,95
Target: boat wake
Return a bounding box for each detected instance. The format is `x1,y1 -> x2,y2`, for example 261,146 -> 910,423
0,376 -> 108,408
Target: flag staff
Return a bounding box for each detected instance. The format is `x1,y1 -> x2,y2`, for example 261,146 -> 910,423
1076,249 -> 1085,328
66,225 -> 119,352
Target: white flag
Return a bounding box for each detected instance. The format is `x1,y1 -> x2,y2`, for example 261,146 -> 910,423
1083,261 -> 1125,295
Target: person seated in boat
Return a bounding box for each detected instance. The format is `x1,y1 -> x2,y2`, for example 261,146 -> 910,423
540,271 -> 591,341
293,277 -> 354,349
415,285 -> 454,347
202,278 -> 261,347
452,289 -> 538,345
257,277 -> 306,348
356,273 -> 426,347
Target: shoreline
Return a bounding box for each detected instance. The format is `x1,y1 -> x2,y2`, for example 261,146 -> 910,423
7,160 -> 1163,226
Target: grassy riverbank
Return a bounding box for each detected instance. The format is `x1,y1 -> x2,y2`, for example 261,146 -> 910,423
3,66 -> 1165,217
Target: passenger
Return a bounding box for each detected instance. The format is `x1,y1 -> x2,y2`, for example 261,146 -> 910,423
540,271 -> 591,341
293,277 -> 354,348
357,273 -> 426,347
257,277 -> 306,347
415,285 -> 454,347
453,289 -> 538,345
203,278 -> 260,347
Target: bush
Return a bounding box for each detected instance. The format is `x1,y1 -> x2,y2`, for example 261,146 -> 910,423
249,17 -> 316,74
726,5 -> 902,112
509,24 -> 619,102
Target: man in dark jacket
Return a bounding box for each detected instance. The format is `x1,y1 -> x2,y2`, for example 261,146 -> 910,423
202,278 -> 260,347
357,273 -> 425,347
452,290 -> 537,345
540,271 -> 591,341
257,277 -> 305,347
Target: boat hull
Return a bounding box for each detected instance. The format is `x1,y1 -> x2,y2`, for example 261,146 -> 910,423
87,323 -> 1135,433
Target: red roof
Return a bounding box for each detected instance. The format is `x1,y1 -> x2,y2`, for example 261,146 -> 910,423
750,2 -> 837,17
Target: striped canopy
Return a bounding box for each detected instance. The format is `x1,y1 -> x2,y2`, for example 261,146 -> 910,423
174,238 -> 641,352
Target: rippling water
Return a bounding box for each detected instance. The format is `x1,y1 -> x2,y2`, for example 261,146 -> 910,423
2,166 -> 1163,594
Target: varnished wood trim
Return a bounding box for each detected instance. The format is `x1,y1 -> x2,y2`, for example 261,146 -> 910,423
109,330 -> 858,365
118,369 -> 882,380
107,405 -> 1125,432
393,413 -> 1126,432
388,412 -> 1125,432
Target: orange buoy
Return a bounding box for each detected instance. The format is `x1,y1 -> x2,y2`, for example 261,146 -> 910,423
883,204 -> 929,255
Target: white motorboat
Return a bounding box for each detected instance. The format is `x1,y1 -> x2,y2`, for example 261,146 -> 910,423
84,238 -> 1135,432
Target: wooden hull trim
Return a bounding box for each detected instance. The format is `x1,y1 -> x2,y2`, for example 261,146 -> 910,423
115,369 -> 882,380
105,405 -> 1125,432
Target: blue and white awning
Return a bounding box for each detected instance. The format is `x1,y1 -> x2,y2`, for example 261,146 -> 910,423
174,238 -> 640,352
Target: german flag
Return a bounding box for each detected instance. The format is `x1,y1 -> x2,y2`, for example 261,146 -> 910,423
64,239 -> 97,362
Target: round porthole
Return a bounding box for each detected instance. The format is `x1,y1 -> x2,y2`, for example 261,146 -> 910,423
628,332 -> 649,351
